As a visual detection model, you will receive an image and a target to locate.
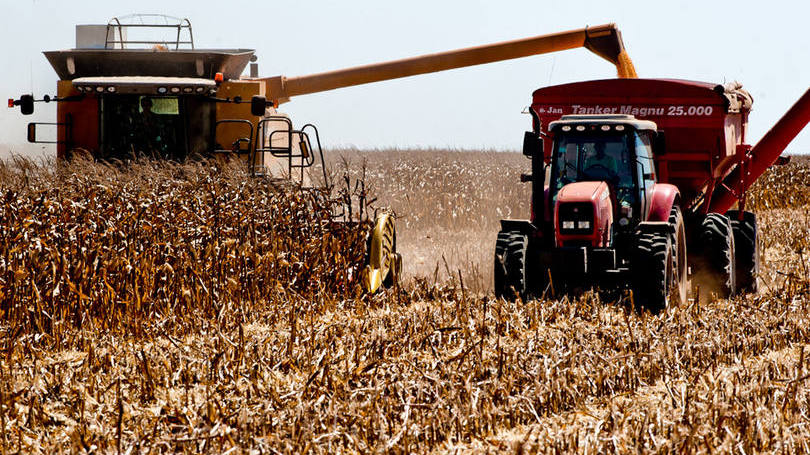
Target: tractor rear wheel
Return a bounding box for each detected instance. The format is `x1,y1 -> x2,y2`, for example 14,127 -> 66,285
494,231 -> 511,299
505,233 -> 529,300
698,213 -> 737,298
668,206 -> 688,305
494,231 -> 528,300
632,231 -> 673,313
727,210 -> 759,293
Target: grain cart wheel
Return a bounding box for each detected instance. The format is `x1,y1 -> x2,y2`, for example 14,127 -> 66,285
363,212 -> 398,293
631,231 -> 673,313
727,210 -> 759,294
493,231 -> 512,299
668,206 -> 688,305
698,213 -> 737,298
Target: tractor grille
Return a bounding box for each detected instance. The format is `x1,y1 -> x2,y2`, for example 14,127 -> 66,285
558,202 -> 594,235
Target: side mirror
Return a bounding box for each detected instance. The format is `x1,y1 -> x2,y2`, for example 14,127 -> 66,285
27,123 -> 37,142
20,94 -> 34,115
251,95 -> 267,117
654,130 -> 666,155
522,131 -> 543,157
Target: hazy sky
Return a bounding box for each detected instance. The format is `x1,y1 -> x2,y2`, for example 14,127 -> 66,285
1,0 -> 808,154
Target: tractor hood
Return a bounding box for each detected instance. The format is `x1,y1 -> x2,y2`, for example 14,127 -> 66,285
557,180 -> 610,203
555,181 -> 613,248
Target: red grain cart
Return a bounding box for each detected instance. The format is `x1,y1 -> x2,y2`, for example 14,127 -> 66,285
496,78 -> 810,310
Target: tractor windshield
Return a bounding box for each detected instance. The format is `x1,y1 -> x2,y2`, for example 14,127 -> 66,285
550,131 -> 636,205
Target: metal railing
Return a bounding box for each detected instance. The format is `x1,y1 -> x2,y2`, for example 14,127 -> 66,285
253,117 -> 327,185
105,14 -> 194,50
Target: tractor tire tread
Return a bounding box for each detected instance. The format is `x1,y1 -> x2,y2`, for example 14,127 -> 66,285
632,232 -> 671,313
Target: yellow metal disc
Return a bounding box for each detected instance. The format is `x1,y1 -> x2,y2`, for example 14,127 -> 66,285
363,212 -> 397,293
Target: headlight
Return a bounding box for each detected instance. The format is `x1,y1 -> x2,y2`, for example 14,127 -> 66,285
558,202 -> 594,234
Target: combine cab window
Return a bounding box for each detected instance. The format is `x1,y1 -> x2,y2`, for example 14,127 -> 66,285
141,97 -> 179,115
100,95 -> 214,160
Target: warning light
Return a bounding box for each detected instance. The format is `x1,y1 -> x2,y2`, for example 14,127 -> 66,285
214,72 -> 224,83
8,98 -> 14,108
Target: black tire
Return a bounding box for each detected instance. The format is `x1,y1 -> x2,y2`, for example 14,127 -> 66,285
668,206 -> 688,305
504,233 -> 529,300
494,231 -> 512,299
727,210 -> 759,293
632,231 -> 673,313
698,213 -> 736,298
382,229 -> 399,288
383,253 -> 402,288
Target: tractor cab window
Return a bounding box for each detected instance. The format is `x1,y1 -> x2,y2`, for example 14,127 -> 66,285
100,95 -> 214,160
550,131 -> 637,207
634,131 -> 653,160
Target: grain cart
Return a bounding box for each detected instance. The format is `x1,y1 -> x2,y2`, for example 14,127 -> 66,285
496,78 -> 810,310
9,16 -> 638,292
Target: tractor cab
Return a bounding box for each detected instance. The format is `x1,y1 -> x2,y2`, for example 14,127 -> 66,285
547,114 -> 659,239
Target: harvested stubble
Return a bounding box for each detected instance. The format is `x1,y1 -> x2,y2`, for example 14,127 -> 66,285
0,153 -> 809,454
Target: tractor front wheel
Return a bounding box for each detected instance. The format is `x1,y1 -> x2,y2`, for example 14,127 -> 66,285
632,231 -> 673,313
668,206 -> 688,305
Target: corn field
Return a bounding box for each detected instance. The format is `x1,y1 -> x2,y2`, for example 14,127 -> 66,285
0,152 -> 809,453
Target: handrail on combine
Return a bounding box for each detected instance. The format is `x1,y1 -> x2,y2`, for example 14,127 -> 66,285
213,119 -> 254,155
253,116 -> 293,177
299,124 -> 328,188
105,15 -> 194,50
251,117 -> 327,184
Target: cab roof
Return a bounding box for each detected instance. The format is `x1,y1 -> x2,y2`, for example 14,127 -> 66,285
549,114 -> 658,132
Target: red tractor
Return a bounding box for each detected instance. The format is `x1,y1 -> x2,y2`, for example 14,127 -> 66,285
496,78 -> 810,310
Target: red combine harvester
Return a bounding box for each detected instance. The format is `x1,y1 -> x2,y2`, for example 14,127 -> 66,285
497,78 -> 810,310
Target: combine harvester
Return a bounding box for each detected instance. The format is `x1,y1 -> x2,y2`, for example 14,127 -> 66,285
497,79 -> 810,309
9,15 -> 639,293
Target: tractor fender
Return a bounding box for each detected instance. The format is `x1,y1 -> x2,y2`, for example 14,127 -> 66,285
646,183 -> 680,222
499,219 -> 537,236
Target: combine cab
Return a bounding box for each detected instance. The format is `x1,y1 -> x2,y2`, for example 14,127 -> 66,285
497,78 -> 810,309
14,16 -> 320,183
